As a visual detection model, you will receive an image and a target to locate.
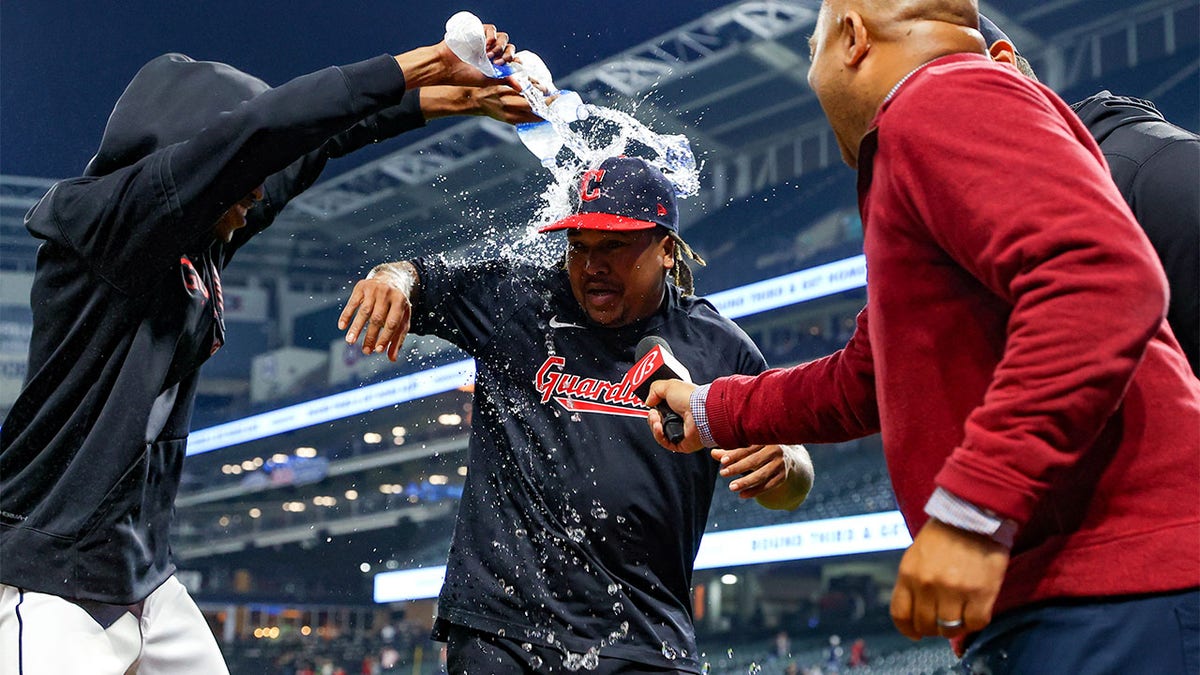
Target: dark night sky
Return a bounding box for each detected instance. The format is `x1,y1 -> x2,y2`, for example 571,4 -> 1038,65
1,1 -> 727,179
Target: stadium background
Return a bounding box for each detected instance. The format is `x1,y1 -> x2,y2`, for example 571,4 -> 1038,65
2,1 -> 1197,672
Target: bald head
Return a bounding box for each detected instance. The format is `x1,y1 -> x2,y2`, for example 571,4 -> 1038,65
838,0 -> 977,28
806,0 -> 985,168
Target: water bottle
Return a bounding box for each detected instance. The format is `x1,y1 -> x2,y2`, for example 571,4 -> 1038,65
516,92 -> 590,167
444,11 -> 513,78
516,121 -> 563,167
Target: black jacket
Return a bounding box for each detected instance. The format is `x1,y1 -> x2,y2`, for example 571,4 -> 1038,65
0,53 -> 426,603
1072,91 -> 1199,375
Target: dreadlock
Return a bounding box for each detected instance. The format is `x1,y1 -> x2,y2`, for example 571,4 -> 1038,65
668,231 -> 706,296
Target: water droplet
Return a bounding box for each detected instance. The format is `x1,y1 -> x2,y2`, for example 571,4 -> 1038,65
607,583 -> 620,595
521,643 -> 533,652
530,656 -> 543,669
661,642 -> 678,660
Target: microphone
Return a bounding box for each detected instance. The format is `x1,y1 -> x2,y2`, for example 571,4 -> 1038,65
628,336 -> 693,444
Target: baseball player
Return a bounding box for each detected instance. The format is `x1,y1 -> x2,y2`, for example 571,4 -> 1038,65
340,156 -> 814,673
0,26 -> 534,675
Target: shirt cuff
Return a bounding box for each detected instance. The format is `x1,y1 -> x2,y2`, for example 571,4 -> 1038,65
924,487 -> 1018,549
689,384 -> 717,449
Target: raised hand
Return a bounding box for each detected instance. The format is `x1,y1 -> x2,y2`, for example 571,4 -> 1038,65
338,262 -> 417,362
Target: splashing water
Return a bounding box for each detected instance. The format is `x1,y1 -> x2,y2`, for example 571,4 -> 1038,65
439,12 -> 700,269
562,647 -> 602,672
505,66 -> 701,234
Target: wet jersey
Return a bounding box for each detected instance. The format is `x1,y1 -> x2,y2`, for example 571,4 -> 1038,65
411,255 -> 766,672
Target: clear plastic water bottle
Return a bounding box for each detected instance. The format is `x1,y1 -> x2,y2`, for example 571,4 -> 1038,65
516,91 -> 589,168
444,11 -> 513,78
517,121 -> 563,167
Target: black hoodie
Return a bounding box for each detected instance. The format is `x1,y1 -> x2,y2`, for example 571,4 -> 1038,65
0,53 -> 426,604
1071,91 -> 1199,375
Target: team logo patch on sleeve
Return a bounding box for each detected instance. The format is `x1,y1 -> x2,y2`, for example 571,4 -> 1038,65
533,356 -> 649,418
179,256 -> 209,302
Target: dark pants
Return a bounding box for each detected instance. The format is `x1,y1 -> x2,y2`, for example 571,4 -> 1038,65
960,588 -> 1199,674
445,624 -> 690,674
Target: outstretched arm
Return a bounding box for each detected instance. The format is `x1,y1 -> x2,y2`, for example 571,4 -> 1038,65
713,444 -> 814,511
394,22 -> 518,90
339,261 -> 420,362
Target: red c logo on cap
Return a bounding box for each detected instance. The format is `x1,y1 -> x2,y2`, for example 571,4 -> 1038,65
580,169 -> 606,202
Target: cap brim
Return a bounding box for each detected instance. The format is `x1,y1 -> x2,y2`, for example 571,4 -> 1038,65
538,212 -> 661,234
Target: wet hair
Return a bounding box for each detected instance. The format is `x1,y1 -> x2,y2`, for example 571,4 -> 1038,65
667,230 -> 706,296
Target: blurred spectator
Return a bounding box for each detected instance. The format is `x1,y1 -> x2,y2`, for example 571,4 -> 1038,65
825,634 -> 843,673
849,638 -> 869,667
774,630 -> 792,660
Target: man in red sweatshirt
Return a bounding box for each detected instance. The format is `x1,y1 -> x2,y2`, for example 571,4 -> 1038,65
645,1 -> 1200,672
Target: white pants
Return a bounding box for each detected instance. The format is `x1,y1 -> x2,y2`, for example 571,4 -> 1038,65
0,576 -> 228,675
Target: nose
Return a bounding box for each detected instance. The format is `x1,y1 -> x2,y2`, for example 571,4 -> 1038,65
583,252 -> 609,274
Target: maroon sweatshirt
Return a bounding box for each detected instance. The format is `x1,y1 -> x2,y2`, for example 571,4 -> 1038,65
705,54 -> 1200,614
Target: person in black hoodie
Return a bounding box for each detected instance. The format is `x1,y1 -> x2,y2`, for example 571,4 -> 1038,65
981,15 -> 1199,376
0,26 -> 535,675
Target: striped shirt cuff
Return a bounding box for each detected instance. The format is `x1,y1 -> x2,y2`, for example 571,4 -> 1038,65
689,383 -> 717,449
924,487 -> 1018,549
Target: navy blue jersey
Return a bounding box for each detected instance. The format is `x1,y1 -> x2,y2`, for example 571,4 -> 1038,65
411,255 -> 767,672
0,54 -> 426,604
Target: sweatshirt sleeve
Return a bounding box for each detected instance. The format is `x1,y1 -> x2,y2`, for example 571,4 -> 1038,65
227,87 -> 427,255
705,307 -> 880,449
37,55 -> 409,293
886,68 -> 1168,524
1126,136 -> 1200,374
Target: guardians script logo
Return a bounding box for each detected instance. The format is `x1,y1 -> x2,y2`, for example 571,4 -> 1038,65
533,356 -> 648,418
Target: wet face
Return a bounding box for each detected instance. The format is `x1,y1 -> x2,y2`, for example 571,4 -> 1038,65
214,185 -> 265,243
566,228 -> 674,327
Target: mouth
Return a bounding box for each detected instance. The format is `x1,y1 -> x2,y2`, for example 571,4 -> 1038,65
584,285 -> 621,308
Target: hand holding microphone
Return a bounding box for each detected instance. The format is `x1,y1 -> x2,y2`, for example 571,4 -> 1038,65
627,336 -> 698,449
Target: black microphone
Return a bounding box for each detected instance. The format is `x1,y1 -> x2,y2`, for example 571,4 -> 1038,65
628,336 -> 693,444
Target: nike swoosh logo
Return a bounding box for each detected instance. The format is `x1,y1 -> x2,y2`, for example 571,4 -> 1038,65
549,316 -> 586,329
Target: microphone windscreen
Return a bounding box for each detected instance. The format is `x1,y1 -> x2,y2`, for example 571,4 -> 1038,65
635,335 -> 670,361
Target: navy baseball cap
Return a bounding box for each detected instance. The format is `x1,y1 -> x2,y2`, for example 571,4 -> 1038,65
539,156 -> 679,234
979,14 -> 1016,52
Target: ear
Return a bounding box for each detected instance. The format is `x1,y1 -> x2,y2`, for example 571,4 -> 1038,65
842,10 -> 872,67
989,39 -> 1018,67
660,234 -> 676,270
